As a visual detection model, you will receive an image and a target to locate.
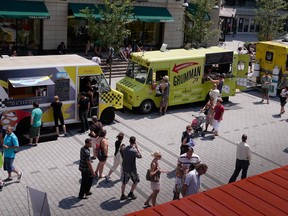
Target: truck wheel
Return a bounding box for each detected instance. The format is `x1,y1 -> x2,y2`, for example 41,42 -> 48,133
100,108 -> 115,125
222,97 -> 229,102
16,117 -> 30,134
139,100 -> 155,114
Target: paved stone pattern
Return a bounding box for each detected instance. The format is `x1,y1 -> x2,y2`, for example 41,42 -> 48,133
1,82 -> 287,215
1,34 -> 287,215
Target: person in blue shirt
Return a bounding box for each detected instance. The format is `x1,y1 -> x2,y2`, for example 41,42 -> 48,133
2,125 -> 23,182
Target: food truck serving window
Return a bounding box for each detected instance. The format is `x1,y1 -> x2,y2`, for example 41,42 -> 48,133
8,76 -> 54,99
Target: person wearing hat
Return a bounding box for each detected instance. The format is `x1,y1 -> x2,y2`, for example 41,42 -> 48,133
78,92 -> 90,133
105,132 -> 125,182
159,75 -> 170,115
120,136 -> 142,200
89,116 -> 103,159
144,151 -> 168,207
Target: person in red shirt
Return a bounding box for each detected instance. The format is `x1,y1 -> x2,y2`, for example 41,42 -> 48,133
212,98 -> 224,137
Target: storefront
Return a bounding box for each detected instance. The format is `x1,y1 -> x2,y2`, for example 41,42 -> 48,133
67,3 -> 173,51
0,0 -> 50,56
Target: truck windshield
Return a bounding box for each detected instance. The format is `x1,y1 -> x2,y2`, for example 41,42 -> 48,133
126,61 -> 148,84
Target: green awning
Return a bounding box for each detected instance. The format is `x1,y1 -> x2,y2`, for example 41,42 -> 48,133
0,0 -> 50,19
68,3 -> 101,19
68,4 -> 174,23
187,3 -> 210,21
133,6 -> 174,22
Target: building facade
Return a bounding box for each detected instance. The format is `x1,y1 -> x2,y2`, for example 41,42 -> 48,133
220,0 -> 288,37
0,0 -> 220,55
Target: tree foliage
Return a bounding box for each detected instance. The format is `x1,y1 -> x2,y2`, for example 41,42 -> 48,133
255,0 -> 288,41
80,0 -> 134,51
183,0 -> 220,48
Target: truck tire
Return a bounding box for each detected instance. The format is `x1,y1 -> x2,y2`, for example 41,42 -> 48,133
139,99 -> 155,114
222,96 -> 229,102
100,108 -> 115,125
16,117 -> 30,134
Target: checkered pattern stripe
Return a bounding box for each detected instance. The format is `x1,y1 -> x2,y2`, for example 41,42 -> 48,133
0,98 -> 8,108
101,92 -> 122,105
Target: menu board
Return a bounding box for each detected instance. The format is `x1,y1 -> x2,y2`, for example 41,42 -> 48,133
54,79 -> 70,101
205,51 -> 234,65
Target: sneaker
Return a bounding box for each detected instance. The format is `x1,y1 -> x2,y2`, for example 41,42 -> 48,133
85,192 -> 92,196
64,133 -> 68,137
78,196 -> 88,200
105,176 -> 110,182
128,192 -> 137,200
0,182 -> 5,191
27,143 -> 33,146
3,177 -> 12,182
32,143 -> 38,147
120,194 -> 127,200
17,172 -> 23,181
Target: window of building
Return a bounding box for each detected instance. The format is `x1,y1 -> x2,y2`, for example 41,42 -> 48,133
67,19 -> 88,51
0,18 -> 41,55
243,18 -> 249,32
127,22 -> 163,50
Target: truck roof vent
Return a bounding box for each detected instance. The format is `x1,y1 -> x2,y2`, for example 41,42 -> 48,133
160,43 -> 168,52
184,43 -> 193,50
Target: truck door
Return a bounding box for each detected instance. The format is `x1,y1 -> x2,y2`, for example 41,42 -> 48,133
79,76 -> 100,117
236,54 -> 249,91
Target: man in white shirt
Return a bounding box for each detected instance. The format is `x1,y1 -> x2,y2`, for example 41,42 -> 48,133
182,163 -> 208,197
92,54 -> 101,65
209,84 -> 220,105
229,134 -> 251,183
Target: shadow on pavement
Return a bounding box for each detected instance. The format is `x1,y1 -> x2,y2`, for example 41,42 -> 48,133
58,196 -> 83,209
100,197 -> 132,211
96,179 -> 121,188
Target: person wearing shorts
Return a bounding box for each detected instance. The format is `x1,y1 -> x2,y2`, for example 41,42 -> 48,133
3,126 -> 23,182
50,95 -> 67,136
261,72 -> 272,104
94,130 -> 108,178
120,136 -> 142,200
29,101 -> 42,146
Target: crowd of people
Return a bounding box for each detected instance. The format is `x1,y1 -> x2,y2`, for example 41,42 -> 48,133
0,68 -> 285,211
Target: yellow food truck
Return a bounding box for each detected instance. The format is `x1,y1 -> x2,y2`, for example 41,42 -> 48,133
254,41 -> 288,96
0,54 -> 123,134
116,47 -> 249,114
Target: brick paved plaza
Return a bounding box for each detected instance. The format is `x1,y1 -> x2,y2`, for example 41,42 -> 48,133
1,34 -> 288,215
1,77 -> 287,215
